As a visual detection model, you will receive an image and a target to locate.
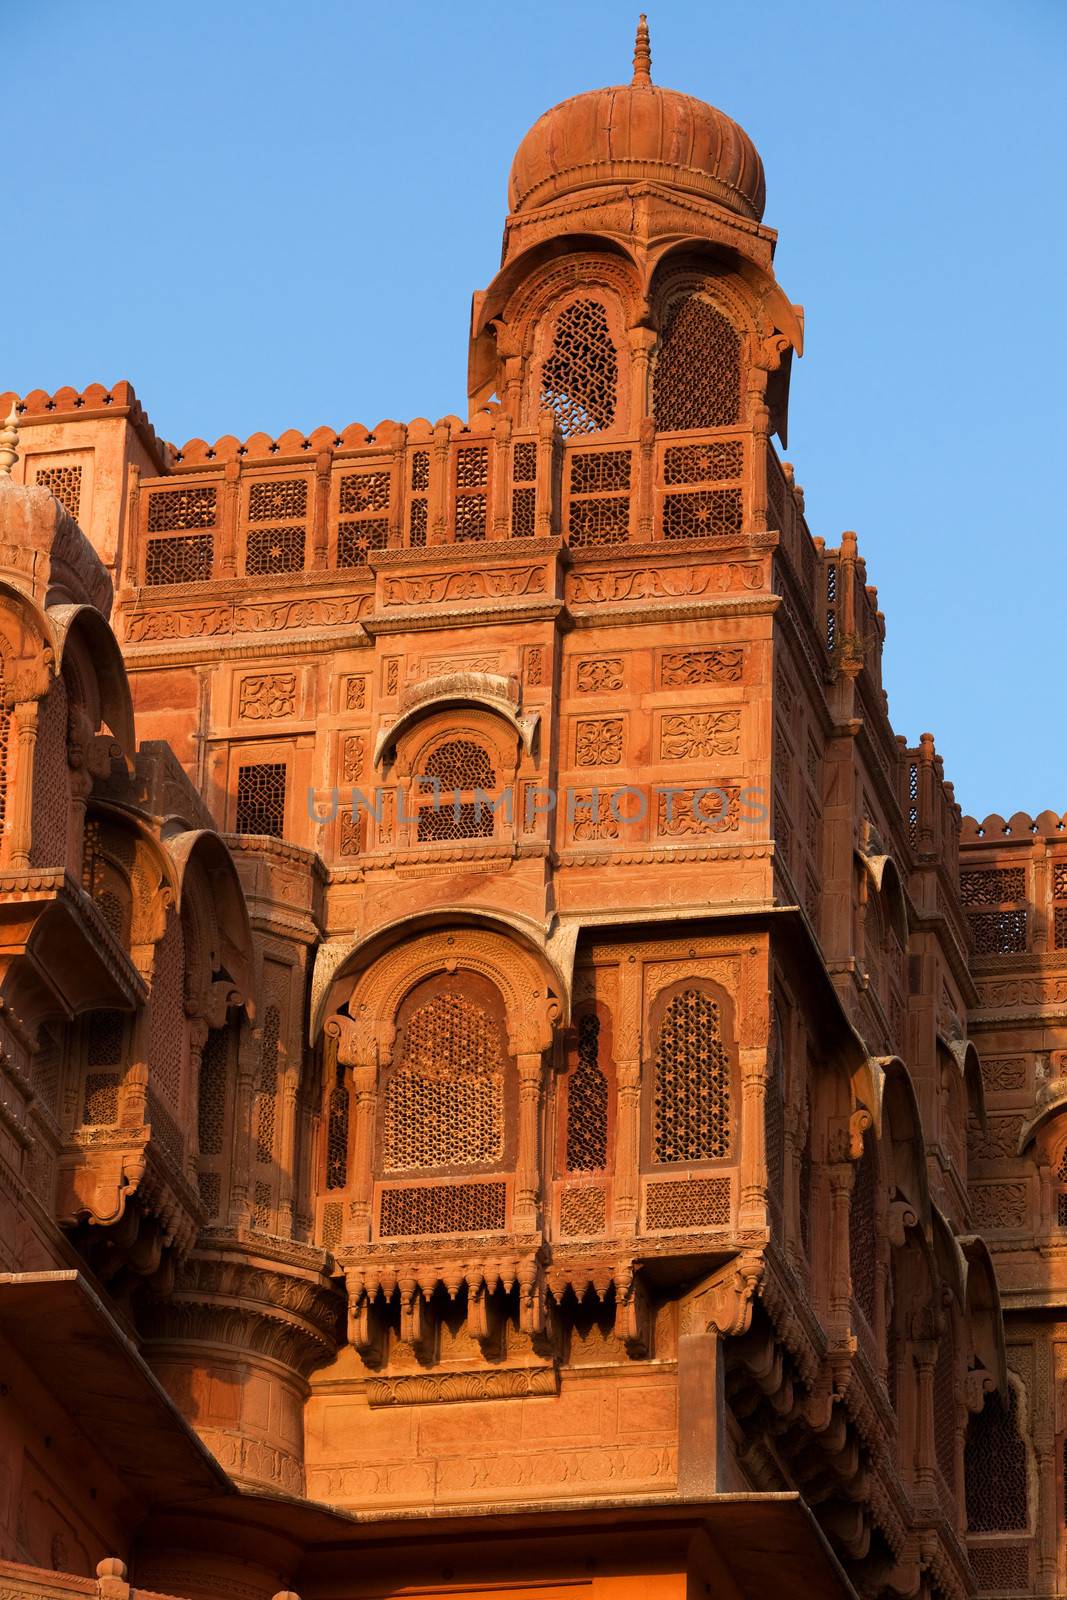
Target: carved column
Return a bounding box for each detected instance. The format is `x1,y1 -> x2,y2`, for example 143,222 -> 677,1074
312,447 -> 333,568
911,1320 -> 939,1506
118,1009 -> 150,1132
491,413 -> 511,539
738,1044 -> 767,1231
636,416 -> 655,541
746,367 -> 770,534
121,462 -> 141,588
627,325 -> 657,429
783,1096 -> 806,1271
1032,1344 -> 1056,1589
217,461 -> 240,578
514,1049 -> 544,1232
613,959 -> 642,1233
495,326 -> 523,421
827,1160 -> 854,1332
430,421 -> 450,544
276,1065 -> 300,1237
345,1064 -> 378,1244
613,1058 -> 641,1235
230,1018 -> 259,1229
326,1013 -> 381,1246
389,426 -> 407,549
9,699 -> 38,869
1036,1442 -> 1057,1589
535,410 -> 559,538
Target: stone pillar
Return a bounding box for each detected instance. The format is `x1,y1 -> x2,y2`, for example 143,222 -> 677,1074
628,325 -> 657,430
218,460 -> 240,578
636,415 -> 655,540
738,1044 -> 767,1230
827,1160 -> 854,1331
535,410 -> 559,538
345,1063 -> 378,1244
613,1057 -> 641,1235
9,699 -> 38,868
230,1017 -> 259,1229
912,1332 -> 938,1505
430,420 -> 450,544
746,368 -> 770,534
491,413 -> 511,539
676,1332 -> 727,1495
312,447 -> 333,568
514,1049 -> 544,1231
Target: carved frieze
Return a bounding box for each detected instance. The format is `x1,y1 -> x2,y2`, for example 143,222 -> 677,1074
381,566 -> 546,606
569,561 -> 764,604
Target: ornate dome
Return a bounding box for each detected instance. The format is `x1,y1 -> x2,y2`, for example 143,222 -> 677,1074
507,17 -> 766,222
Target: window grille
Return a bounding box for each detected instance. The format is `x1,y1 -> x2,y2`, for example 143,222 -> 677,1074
652,296 -> 741,431
965,1386 -> 1028,1532
541,299 -> 618,437
235,762 -> 287,837
652,988 -> 731,1163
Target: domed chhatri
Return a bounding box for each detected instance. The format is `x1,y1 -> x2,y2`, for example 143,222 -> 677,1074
507,15 -> 766,221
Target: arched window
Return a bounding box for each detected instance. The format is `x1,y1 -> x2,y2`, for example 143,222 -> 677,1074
565,1011 -> 609,1173
653,295 -> 742,431
417,737 -> 496,842
965,1382 -> 1028,1532
849,1131 -> 878,1327
382,974 -> 509,1173
651,986 -> 732,1164
540,298 -> 619,437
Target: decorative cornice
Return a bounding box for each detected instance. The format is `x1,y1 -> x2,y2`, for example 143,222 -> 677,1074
366,1365 -> 558,1407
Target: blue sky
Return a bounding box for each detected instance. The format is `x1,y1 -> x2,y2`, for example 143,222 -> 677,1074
8,1 -> 1065,819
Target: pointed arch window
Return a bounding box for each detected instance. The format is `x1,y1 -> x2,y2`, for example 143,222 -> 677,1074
653,295 -> 742,431
651,985 -> 732,1164
381,974 -> 509,1174
541,298 -> 619,437
965,1382 -> 1028,1532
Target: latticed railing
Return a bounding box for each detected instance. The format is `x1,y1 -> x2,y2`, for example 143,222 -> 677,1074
129,417 -> 822,597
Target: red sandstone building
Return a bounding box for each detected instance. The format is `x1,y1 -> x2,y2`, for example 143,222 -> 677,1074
0,19 -> 1059,1600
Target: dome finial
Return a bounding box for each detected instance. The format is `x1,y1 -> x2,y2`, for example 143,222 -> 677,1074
632,14 -> 652,86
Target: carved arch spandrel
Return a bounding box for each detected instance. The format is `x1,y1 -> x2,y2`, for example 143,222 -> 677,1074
334,926 -> 561,1063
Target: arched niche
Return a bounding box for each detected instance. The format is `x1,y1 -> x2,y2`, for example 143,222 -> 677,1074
319,921 -> 564,1247
867,1055 -> 932,1233
311,905 -> 574,1043
166,828 -> 255,1019
49,603 -> 135,765
373,673 -> 537,769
